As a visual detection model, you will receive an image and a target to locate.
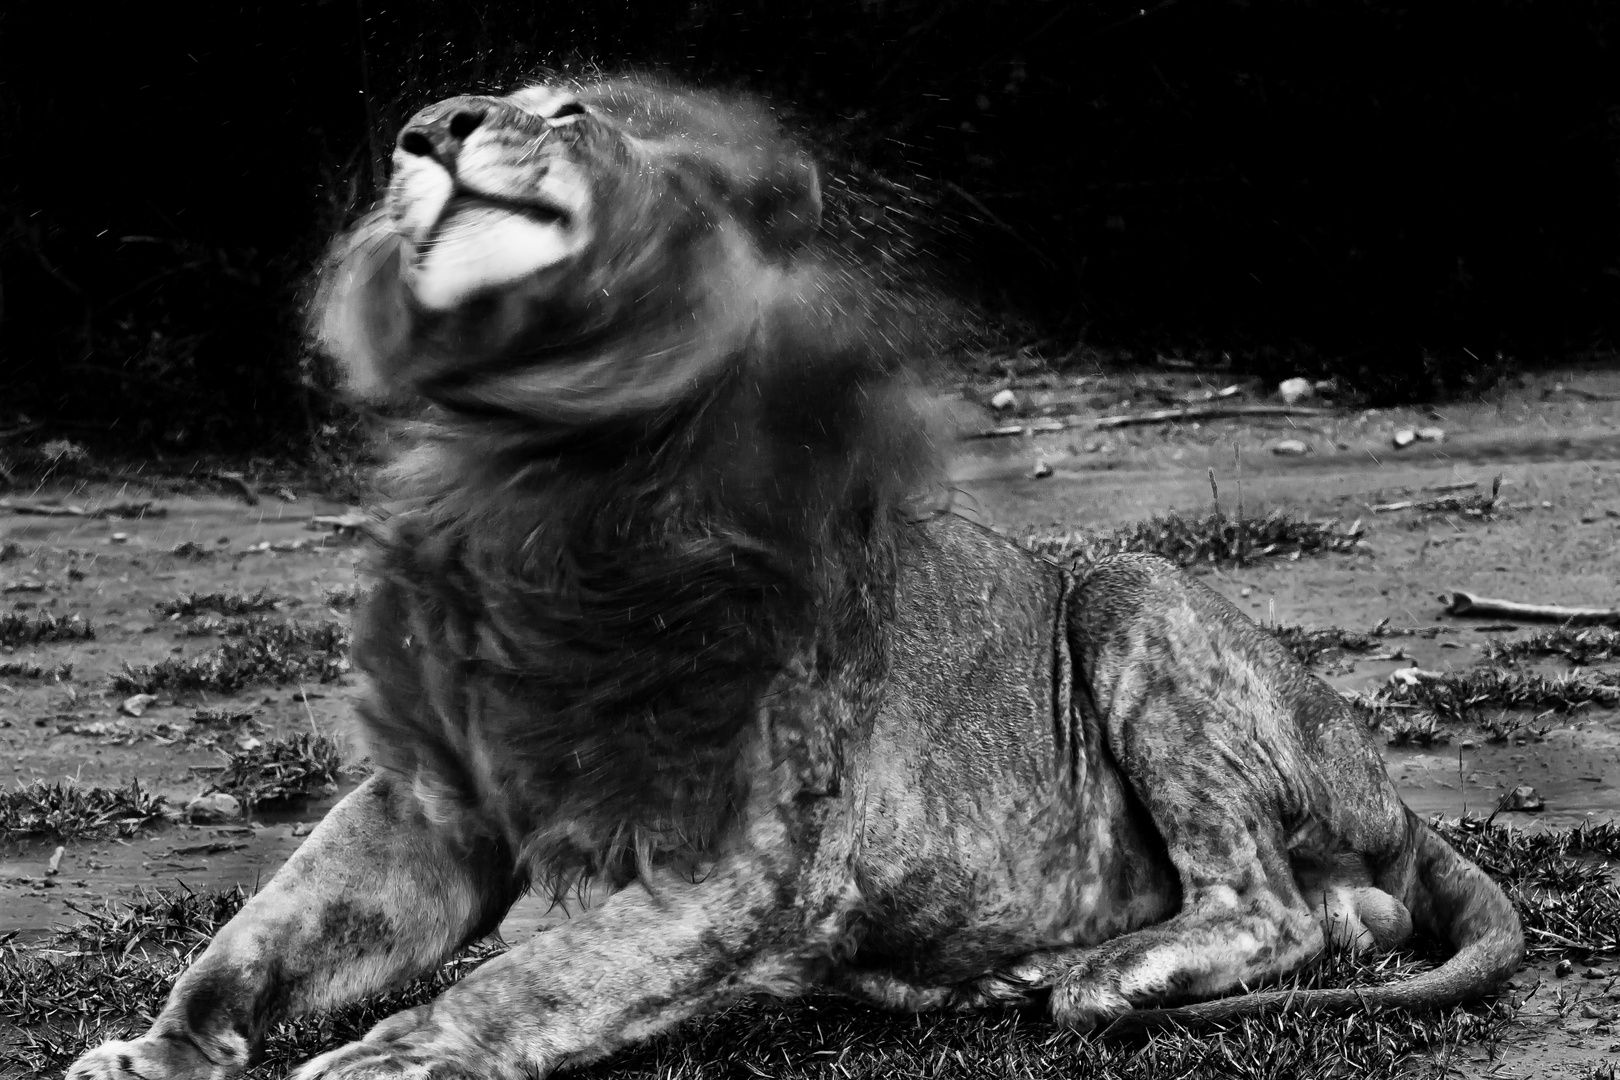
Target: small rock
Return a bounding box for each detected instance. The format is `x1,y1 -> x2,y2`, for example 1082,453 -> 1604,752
110,532 -> 129,544
1030,460 -> 1053,479
186,792 -> 243,823
1389,666 -> 1442,686
989,388 -> 1019,412
119,693 -> 158,718
1277,377 -> 1314,404
1392,429 -> 1417,448
1271,438 -> 1310,456
1556,958 -> 1575,978
1459,739 -> 1478,749
1239,587 -> 1253,598
1504,784 -> 1545,812
1416,426 -> 1446,443
291,822 -> 315,837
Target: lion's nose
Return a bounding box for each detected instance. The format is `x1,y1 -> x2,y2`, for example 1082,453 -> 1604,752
397,97 -> 492,165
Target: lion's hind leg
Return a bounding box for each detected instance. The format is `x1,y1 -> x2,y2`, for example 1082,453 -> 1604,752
1038,555 -> 1415,1030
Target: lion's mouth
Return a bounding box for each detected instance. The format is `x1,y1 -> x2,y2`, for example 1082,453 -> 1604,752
405,194 -> 584,312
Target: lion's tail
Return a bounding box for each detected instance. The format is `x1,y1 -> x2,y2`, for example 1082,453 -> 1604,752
1110,812 -> 1523,1033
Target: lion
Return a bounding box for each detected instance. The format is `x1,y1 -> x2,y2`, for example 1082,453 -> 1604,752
68,77 -> 1522,1080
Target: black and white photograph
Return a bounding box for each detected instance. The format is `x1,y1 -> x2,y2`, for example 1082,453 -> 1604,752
1,2 -> 1618,1077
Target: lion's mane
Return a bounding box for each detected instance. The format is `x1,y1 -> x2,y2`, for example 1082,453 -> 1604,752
314,78 -> 941,891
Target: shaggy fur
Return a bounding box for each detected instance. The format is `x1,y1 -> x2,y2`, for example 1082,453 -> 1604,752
319,79 -> 938,889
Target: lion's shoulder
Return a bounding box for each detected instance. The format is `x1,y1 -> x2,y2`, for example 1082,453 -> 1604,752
885,512 -> 1069,711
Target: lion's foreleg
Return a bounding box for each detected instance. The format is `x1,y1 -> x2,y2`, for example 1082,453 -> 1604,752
68,773 -> 523,1080
288,840 -> 823,1080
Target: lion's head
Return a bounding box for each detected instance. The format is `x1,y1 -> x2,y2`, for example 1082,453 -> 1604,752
319,77 -> 835,425
317,78 -> 940,889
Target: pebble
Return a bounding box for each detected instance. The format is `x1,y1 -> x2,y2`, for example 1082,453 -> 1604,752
1392,429 -> 1417,448
186,792 -> 243,823
1277,377 -> 1314,404
119,693 -> 158,718
1271,439 -> 1310,456
1504,784 -> 1545,811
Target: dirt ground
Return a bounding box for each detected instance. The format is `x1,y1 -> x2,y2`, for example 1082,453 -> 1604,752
3,366 -> 1619,1077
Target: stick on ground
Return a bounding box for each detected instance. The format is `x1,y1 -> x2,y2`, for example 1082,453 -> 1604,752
1440,590 -> 1620,625
964,404 -> 1335,440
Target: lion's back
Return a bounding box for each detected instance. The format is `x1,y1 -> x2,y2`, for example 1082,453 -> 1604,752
881,513 -> 1070,780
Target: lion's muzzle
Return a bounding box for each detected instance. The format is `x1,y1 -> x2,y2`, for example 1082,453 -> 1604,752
390,96 -> 594,312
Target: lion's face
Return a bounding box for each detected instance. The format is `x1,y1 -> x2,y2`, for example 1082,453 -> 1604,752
387,87 -> 599,313
321,78 -> 826,410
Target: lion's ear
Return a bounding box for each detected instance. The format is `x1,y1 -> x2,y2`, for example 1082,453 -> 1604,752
683,144 -> 822,254
313,212 -> 415,399
755,153 -> 822,252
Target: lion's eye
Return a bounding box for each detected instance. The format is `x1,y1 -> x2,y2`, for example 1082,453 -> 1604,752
548,101 -> 586,121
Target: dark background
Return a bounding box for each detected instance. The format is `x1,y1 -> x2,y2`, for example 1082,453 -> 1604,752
2,1 -> 1617,454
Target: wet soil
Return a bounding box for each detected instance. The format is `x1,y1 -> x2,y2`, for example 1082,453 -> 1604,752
3,368 -> 1619,1075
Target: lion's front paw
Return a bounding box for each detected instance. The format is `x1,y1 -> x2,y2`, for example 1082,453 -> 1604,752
67,1034 -> 237,1080
291,1011 -> 501,1080
292,1041 -> 440,1080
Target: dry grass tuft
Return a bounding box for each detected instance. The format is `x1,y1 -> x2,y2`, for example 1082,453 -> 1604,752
111,618 -> 350,696
153,590 -> 291,619
0,780 -> 167,840
1026,511 -> 1364,571
0,611 -> 93,648
206,734 -> 349,811
1483,625 -> 1620,666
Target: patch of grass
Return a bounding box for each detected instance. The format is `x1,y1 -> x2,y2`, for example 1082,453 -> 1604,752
1267,625 -> 1382,666
153,590 -> 290,619
1484,625 -> 1620,666
1435,816 -> 1620,958
1026,511 -> 1365,570
56,885 -> 250,955
322,584 -> 364,610
207,734 -> 348,811
0,939 -> 1508,1080
0,611 -> 93,648
11,815 -> 1611,1080
1378,711 -> 1450,748
111,618 -> 351,695
1267,622 -> 1453,667
0,659 -> 71,681
169,540 -> 216,559
0,780 -> 167,840
1373,668 -> 1620,723
188,707 -> 258,728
